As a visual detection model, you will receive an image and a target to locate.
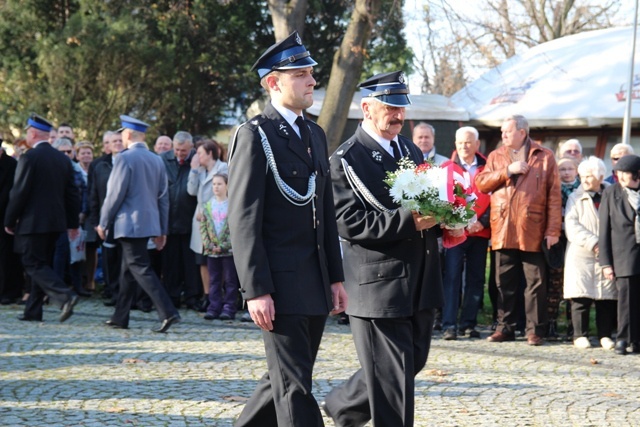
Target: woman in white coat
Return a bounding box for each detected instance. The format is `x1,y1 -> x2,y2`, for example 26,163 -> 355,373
564,156 -> 617,350
187,139 -> 228,308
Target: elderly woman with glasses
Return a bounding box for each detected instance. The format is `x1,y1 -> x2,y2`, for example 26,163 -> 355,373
599,154 -> 640,355
558,138 -> 583,162
564,157 -> 616,350
604,143 -> 635,184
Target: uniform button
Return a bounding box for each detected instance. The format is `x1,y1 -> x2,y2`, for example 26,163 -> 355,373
426,250 -> 430,255
377,273 -> 383,278
316,220 -> 320,226
293,171 -> 298,175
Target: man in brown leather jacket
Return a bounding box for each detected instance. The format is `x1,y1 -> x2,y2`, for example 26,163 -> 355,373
476,115 -> 561,346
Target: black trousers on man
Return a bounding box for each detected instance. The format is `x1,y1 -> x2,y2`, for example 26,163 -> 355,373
17,233 -> 76,320
110,238 -> 177,327
495,249 -> 548,337
162,233 -> 201,307
235,314 -> 327,427
324,309 -> 435,427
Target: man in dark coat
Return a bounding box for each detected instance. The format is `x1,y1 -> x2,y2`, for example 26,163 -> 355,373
0,145 -> 22,304
160,131 -> 200,310
228,31 -> 347,427
4,114 -> 81,322
323,71 -> 444,427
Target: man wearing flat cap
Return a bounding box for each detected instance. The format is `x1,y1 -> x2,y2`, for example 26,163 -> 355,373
97,115 -> 180,333
228,31 -> 347,427
599,154 -> 640,354
5,114 -> 81,322
324,71 -> 444,427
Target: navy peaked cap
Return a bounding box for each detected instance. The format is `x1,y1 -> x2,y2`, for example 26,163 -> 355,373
251,31 -> 317,78
24,113 -> 53,132
359,71 -> 411,107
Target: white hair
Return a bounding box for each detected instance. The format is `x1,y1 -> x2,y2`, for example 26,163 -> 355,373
577,156 -> 606,180
610,143 -> 634,156
560,139 -> 582,154
455,126 -> 479,140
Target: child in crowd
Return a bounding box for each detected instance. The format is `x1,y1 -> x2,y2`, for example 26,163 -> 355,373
200,173 -> 238,320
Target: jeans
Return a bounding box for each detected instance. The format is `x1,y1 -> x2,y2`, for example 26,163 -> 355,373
442,237 -> 489,331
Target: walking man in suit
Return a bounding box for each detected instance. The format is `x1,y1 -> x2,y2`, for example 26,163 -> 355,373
97,115 -> 180,333
228,31 -> 347,427
4,114 -> 81,322
324,71 -> 444,427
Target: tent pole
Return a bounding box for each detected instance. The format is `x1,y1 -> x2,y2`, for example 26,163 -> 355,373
622,0 -> 640,145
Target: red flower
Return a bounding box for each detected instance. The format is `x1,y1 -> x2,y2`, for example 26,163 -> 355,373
416,163 -> 431,173
453,196 -> 466,207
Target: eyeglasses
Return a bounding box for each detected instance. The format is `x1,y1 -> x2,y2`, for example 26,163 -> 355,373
564,149 -> 580,154
611,157 -> 620,162
60,150 -> 72,154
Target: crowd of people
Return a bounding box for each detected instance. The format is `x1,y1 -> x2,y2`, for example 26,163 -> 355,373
1,29 -> 640,427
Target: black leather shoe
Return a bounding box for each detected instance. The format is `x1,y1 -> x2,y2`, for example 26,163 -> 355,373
152,314 -> 181,333
18,315 -> 41,322
105,320 -> 128,329
60,294 -> 79,322
615,340 -> 628,355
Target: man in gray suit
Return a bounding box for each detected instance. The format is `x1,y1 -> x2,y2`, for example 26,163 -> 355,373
97,115 -> 180,333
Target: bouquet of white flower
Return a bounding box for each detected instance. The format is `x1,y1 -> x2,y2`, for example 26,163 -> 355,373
384,158 -> 477,246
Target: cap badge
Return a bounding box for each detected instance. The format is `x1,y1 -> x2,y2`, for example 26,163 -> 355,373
295,33 -> 302,45
398,73 -> 406,84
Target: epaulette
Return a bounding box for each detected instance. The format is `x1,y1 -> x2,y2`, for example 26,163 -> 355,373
330,139 -> 356,160
244,114 -> 269,130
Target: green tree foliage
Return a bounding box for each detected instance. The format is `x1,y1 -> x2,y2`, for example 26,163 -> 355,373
0,0 -> 412,144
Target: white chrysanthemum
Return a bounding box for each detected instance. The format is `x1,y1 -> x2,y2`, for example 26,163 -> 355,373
402,175 -> 422,198
389,184 -> 405,203
393,169 -> 416,194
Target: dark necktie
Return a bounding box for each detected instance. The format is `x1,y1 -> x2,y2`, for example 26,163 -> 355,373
390,140 -> 401,161
295,116 -> 311,157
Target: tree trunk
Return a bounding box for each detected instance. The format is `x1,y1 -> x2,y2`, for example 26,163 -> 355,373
268,0 -> 308,41
317,0 -> 381,152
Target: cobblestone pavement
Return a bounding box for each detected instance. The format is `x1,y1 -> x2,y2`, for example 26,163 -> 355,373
1,298 -> 639,426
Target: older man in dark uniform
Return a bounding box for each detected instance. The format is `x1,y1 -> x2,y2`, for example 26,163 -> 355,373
5,114 -> 81,322
323,71 -> 444,427
228,31 -> 347,427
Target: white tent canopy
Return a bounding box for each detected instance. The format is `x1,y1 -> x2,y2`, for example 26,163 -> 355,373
452,26 -> 640,128
307,89 -> 469,121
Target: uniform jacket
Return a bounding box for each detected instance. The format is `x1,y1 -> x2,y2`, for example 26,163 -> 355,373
5,142 -> 80,234
598,183 -> 640,278
475,138 -> 561,252
450,151 -> 491,239
330,126 -> 443,318
228,102 -> 344,315
0,150 -> 17,226
187,161 -> 229,253
564,186 -> 616,300
99,143 -> 169,239
161,149 -> 197,234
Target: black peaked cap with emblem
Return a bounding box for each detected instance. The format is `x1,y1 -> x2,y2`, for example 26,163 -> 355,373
251,31 -> 317,79
359,70 -> 411,107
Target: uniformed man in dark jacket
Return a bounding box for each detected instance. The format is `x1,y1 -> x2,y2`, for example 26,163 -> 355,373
323,71 -> 444,427
228,31 -> 347,427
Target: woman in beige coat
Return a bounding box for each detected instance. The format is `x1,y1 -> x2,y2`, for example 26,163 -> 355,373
564,156 -> 617,349
187,139 -> 228,308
